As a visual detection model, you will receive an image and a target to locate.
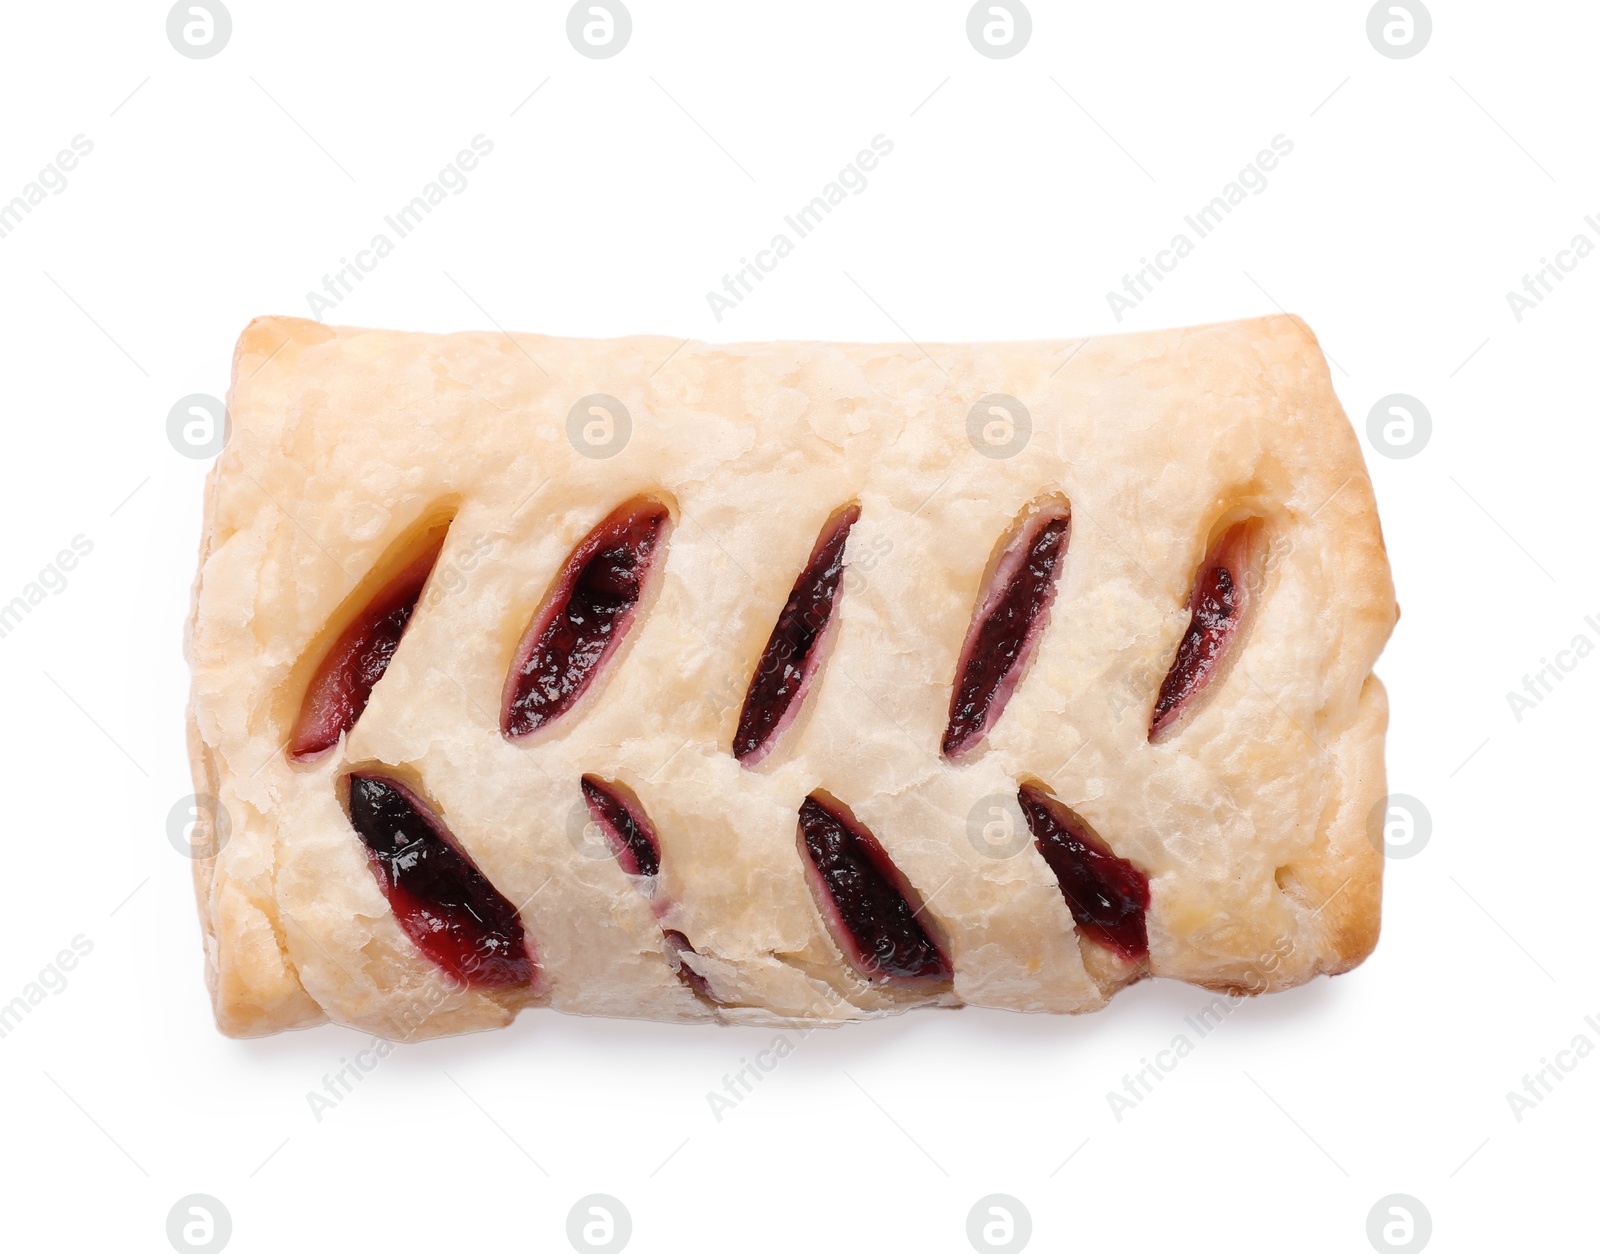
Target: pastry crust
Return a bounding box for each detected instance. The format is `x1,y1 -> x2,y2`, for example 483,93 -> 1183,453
185,314 -> 1397,1039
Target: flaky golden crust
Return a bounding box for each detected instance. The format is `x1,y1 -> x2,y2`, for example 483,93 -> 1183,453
185,314 -> 1396,1039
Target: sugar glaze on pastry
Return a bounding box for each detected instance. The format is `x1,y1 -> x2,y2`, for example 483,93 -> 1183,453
184,314 -> 1397,1039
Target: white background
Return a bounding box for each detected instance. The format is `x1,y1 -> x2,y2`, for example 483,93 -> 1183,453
1,2 -> 1594,1251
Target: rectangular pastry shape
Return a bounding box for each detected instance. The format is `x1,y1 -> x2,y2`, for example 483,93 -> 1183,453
185,314 -> 1397,1039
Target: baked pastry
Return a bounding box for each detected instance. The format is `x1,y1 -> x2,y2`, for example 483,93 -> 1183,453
185,314 -> 1396,1040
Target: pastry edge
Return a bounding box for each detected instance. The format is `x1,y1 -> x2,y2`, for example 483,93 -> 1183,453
187,362 -> 327,1038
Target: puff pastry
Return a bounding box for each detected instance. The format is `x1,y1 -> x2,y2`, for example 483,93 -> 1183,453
184,314 -> 1397,1039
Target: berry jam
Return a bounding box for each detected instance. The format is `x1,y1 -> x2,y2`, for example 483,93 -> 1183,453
502,499 -> 671,739
1017,782 -> 1149,961
579,779 -> 718,1000
580,775 -> 660,878
797,793 -> 952,986
734,505 -> 860,766
345,773 -> 535,990
1149,520 -> 1260,741
290,534 -> 445,760
943,507 -> 1071,760
662,929 -> 716,1000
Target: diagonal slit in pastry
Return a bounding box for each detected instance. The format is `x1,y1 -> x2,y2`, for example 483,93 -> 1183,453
580,774 -> 661,879
1016,780 -> 1150,966
288,508 -> 455,761
579,774 -> 721,1003
733,502 -> 861,767
796,791 -> 953,990
502,496 -> 674,740
341,770 -> 538,992
1148,515 -> 1266,743
942,493 -> 1073,760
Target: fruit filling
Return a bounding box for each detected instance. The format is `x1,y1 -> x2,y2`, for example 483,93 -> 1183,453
345,773 -> 535,990
796,793 -> 952,987
662,929 -> 716,1000
1017,783 -> 1149,961
290,530 -> 446,760
580,775 -> 660,878
579,779 -> 717,1000
502,499 -> 671,739
1148,519 -> 1262,742
734,504 -> 861,766
942,504 -> 1072,760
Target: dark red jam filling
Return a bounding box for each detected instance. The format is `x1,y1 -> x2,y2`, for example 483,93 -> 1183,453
578,779 -> 715,1000
734,505 -> 861,766
580,775 -> 660,878
797,793 -> 952,987
662,929 -> 716,1000
290,533 -> 446,760
1017,782 -> 1149,961
345,773 -> 535,990
1148,520 -> 1260,742
502,499 -> 671,739
942,507 -> 1072,760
